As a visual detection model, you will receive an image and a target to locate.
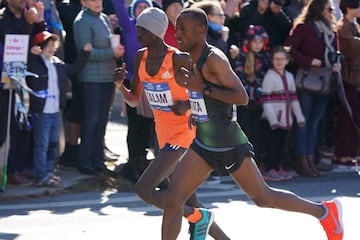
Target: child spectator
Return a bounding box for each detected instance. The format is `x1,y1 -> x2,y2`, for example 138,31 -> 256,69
233,25 -> 271,163
26,31 -> 92,187
260,45 -> 305,181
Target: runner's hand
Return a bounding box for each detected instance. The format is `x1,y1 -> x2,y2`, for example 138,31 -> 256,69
170,100 -> 190,116
113,63 -> 127,87
180,64 -> 204,93
188,114 -> 196,129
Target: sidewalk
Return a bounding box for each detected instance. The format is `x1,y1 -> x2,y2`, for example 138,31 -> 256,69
1,93 -> 359,201
0,93 -> 130,201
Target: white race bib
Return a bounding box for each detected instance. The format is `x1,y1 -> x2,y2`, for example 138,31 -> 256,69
188,90 -> 209,122
142,82 -> 173,112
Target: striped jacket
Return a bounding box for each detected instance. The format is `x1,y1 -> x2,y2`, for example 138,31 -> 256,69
260,69 -> 305,129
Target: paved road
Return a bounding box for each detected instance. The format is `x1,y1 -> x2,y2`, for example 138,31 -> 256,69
1,172 -> 359,240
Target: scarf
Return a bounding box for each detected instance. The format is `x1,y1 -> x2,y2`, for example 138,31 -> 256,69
209,22 -> 223,34
313,20 -> 335,67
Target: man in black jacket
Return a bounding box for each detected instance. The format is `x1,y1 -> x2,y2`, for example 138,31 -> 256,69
228,0 -> 293,49
0,0 -> 47,186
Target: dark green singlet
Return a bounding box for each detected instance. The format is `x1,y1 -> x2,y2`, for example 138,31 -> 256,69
194,45 -> 249,148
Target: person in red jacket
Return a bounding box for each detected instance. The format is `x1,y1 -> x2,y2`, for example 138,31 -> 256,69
162,0 -> 183,48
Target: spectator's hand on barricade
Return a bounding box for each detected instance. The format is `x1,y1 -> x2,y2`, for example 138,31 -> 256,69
113,63 -> 127,88
83,43 -> 93,52
113,44 -> 125,58
170,100 -> 190,116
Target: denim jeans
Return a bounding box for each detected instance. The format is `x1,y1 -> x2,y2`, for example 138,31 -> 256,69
78,82 -> 114,170
295,91 -> 329,157
32,112 -> 60,181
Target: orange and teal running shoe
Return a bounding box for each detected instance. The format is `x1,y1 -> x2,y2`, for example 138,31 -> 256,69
188,208 -> 214,240
320,199 -> 343,240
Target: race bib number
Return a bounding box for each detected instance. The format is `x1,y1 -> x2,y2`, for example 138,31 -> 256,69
188,90 -> 209,122
143,82 -> 173,111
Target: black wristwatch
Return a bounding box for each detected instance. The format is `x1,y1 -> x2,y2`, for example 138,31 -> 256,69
203,84 -> 212,96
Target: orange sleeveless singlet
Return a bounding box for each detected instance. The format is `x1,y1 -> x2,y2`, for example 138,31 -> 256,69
138,47 -> 195,149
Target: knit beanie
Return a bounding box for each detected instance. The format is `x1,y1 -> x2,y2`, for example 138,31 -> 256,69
162,0 -> 184,12
245,25 -> 268,42
136,7 -> 168,40
243,25 -> 269,52
131,0 -> 153,18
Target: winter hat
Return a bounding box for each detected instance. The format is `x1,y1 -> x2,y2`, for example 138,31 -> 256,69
162,0 -> 184,12
136,7 -> 168,40
245,25 -> 268,42
131,0 -> 153,18
32,31 -> 59,46
243,25 -> 269,52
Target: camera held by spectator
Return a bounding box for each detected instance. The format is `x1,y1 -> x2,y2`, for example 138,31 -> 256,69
328,51 -> 345,64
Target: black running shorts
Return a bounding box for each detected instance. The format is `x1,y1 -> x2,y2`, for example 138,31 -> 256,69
190,141 -> 255,175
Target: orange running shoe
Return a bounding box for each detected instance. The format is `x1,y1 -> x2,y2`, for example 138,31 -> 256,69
320,199 -> 343,240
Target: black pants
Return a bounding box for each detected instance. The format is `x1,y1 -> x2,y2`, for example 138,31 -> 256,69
263,121 -> 288,171
237,105 -> 264,163
126,104 -> 154,161
0,89 -> 9,146
6,90 -> 33,175
124,79 -> 155,174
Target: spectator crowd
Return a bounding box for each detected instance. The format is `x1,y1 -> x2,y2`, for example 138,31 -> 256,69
0,0 -> 360,188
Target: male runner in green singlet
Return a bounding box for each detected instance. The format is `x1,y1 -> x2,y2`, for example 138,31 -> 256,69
161,7 -> 344,240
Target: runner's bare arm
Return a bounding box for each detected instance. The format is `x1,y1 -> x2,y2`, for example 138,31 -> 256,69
179,48 -> 248,105
169,51 -> 192,116
173,50 -> 191,87
113,50 -> 144,107
202,48 -> 248,105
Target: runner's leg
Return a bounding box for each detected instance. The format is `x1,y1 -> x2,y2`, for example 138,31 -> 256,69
162,149 -> 213,240
230,156 -> 325,218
